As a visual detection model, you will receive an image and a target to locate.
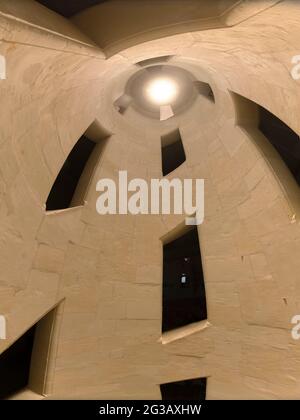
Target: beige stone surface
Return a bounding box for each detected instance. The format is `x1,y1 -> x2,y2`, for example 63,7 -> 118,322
0,0 -> 300,400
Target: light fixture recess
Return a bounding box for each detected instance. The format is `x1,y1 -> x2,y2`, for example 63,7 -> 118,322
146,78 -> 178,106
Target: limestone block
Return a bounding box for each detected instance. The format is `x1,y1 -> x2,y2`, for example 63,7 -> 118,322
33,244 -> 65,274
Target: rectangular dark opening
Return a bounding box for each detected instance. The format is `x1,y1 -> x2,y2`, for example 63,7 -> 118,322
160,377 -> 207,401
259,106 -> 300,186
162,227 -> 207,332
46,120 -> 110,212
36,0 -> 107,17
161,129 -> 186,176
46,136 -> 97,211
0,306 -> 58,400
0,326 -> 36,399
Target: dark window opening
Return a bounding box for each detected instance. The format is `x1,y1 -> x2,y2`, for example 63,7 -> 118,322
161,129 -> 186,176
0,326 -> 36,399
259,106 -> 300,186
0,306 -> 58,400
160,377 -> 207,401
46,122 -> 109,212
162,227 -> 207,332
46,136 -> 96,211
231,92 -> 300,203
36,0 -> 108,17
194,81 -> 215,103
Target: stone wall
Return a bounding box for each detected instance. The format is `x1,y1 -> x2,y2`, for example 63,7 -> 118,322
0,0 -> 300,400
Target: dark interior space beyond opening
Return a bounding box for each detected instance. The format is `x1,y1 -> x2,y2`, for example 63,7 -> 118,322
160,377 -> 207,401
162,227 -> 207,332
37,0 -> 108,17
0,325 -> 36,399
259,106 -> 300,186
161,130 -> 186,176
46,135 -> 96,211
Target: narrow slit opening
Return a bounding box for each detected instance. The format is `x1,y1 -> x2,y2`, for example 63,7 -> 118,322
0,305 -> 59,400
162,226 -> 207,333
161,129 -> 186,176
46,121 -> 110,211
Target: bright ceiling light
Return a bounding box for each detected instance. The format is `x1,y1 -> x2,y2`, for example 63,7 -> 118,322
146,78 -> 178,105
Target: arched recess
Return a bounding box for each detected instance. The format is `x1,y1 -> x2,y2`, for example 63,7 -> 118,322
231,92 -> 300,219
46,120 -> 111,212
